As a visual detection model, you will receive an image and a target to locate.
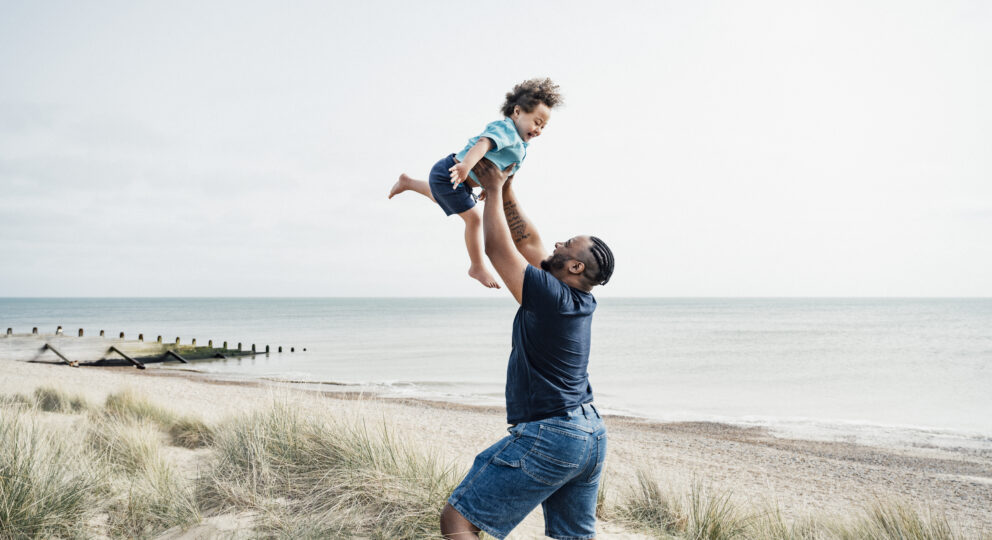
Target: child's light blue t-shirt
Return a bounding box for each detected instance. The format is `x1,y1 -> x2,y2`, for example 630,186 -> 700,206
455,117 -> 528,187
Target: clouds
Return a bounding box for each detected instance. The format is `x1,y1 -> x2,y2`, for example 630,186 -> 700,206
0,1 -> 990,296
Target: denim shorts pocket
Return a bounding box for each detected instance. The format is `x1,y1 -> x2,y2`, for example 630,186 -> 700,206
520,425 -> 587,486
491,424 -> 532,468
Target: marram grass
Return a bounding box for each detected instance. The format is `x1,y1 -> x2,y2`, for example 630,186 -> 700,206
103,389 -> 213,448
33,385 -> 90,413
1,386 -> 984,539
614,470 -> 965,540
200,400 -> 460,538
0,408 -> 99,539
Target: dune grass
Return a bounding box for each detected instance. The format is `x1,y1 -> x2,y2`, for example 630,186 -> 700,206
104,389 -> 213,448
614,470 -> 964,540
89,397 -> 203,537
0,408 -> 99,539
200,400 -> 460,538
2,385 -> 983,539
105,456 -> 201,539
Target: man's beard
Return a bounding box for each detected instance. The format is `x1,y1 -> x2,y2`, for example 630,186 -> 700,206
540,253 -> 568,272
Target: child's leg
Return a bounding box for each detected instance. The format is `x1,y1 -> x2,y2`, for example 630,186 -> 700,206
389,173 -> 436,202
458,206 -> 500,289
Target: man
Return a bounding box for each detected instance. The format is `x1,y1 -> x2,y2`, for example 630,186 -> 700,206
440,159 -> 615,540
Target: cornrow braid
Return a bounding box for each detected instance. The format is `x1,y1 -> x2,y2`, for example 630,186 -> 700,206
589,236 -> 615,286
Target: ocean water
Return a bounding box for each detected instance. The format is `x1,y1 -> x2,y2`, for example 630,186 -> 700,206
2,297 -> 991,449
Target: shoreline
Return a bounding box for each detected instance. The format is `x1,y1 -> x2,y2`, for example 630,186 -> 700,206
4,359 -> 991,536
153,363 -> 992,455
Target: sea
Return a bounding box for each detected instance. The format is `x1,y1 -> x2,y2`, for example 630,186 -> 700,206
2,297 -> 991,451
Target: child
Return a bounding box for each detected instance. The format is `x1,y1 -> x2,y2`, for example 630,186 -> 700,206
389,78 -> 562,288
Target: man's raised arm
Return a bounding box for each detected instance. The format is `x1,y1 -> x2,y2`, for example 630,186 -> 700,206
473,160 -> 529,304
501,177 -> 548,268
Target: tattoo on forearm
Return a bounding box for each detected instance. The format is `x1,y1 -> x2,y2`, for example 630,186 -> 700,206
503,200 -> 530,243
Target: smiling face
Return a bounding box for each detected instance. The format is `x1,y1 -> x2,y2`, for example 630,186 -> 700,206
510,102 -> 551,142
541,236 -> 595,285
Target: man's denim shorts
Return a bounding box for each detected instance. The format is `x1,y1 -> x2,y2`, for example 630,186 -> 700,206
428,153 -> 477,216
448,403 -> 608,540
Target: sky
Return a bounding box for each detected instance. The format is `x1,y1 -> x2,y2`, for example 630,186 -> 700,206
0,0 -> 989,297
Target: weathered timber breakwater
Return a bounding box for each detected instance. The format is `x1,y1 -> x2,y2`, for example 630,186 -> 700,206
1,326 -> 304,369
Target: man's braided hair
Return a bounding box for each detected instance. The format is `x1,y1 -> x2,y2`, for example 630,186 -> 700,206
588,236 -> 615,286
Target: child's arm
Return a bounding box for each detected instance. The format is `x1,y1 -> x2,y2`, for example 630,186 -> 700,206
448,138 -> 493,188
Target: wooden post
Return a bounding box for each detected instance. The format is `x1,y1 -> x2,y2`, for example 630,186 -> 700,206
251,344 -> 256,353
175,337 -> 181,345
138,333 -> 144,342
6,328 -> 12,336
208,339 -> 213,348
107,346 -> 145,369
164,350 -> 189,364
119,332 -> 125,339
43,344 -> 78,367
291,347 -> 295,353
32,327 -> 38,335
223,341 -> 228,349
157,335 -> 162,343
100,330 -> 105,337
78,328 -> 84,337
237,342 -> 242,351
265,345 -> 270,354
278,346 -> 282,353
56,326 -> 63,335
192,338 -> 197,346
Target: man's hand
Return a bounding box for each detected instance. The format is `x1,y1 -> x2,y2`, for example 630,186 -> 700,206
448,162 -> 472,189
473,158 -> 515,192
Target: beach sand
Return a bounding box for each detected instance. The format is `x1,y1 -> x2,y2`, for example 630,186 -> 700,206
2,359 -> 990,538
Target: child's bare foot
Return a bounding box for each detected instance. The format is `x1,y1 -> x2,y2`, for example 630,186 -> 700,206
388,174 -> 414,199
469,266 -> 501,289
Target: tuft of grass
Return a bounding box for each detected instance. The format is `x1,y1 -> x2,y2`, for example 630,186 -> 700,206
750,505 -> 823,540
87,414 -> 163,474
834,500 -> 957,540
685,479 -> 751,539
614,472 -> 752,539
201,400 -> 459,537
86,411 -> 201,537
616,469 -> 966,540
615,470 -> 687,535
104,389 -> 213,449
33,385 -> 90,413
106,458 -> 201,538
168,416 -> 214,448
0,410 -> 100,539
0,393 -> 34,409
104,389 -> 177,426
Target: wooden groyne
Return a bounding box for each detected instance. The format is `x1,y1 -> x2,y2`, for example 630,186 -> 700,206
1,327 -> 305,369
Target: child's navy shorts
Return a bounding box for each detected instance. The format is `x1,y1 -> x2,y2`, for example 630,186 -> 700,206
429,154 -> 476,216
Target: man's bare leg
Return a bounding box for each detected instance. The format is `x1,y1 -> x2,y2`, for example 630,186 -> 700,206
459,206 -> 500,289
440,503 -> 481,538
389,173 -> 436,201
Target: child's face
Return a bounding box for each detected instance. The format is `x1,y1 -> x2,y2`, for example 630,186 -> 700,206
511,103 -> 551,142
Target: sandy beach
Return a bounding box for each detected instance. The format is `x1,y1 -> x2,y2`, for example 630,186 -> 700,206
2,358 -> 990,538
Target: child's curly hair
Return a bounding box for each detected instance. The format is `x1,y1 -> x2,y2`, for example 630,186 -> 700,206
501,78 -> 563,117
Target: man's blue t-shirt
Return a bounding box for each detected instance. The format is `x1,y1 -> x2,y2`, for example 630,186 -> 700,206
506,265 -> 596,424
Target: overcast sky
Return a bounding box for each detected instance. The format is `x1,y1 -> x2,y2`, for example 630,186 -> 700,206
1,1 -> 989,297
